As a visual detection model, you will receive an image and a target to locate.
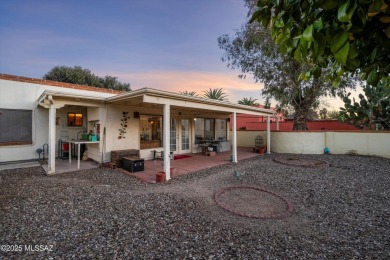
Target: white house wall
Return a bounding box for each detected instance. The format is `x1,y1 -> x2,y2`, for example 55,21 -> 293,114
105,105 -> 140,162
86,106 -> 106,162
0,79 -> 115,163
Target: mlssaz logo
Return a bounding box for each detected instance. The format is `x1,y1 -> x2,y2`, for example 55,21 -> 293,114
24,245 -> 54,252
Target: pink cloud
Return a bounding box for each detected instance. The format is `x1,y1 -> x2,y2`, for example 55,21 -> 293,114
100,70 -> 265,103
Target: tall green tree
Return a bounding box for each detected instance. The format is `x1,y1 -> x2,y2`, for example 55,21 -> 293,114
238,97 -> 258,105
339,83 -> 390,129
250,0 -> 390,87
202,88 -> 228,101
218,3 -> 356,130
43,66 -> 131,91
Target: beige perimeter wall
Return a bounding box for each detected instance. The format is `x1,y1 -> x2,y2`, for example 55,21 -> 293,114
234,130 -> 390,158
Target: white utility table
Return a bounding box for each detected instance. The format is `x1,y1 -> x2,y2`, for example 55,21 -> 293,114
67,140 -> 100,169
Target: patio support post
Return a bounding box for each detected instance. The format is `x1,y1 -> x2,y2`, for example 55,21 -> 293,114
48,104 -> 56,174
267,115 -> 271,154
163,103 -> 171,180
232,111 -> 237,163
276,116 -> 279,131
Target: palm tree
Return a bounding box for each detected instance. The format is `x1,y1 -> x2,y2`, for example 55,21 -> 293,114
179,90 -> 198,96
238,97 -> 258,106
202,88 -> 228,101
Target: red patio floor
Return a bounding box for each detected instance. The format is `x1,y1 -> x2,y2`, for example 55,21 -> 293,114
118,147 -> 261,183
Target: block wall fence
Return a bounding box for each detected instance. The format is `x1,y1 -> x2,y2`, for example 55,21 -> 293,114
232,130 -> 390,159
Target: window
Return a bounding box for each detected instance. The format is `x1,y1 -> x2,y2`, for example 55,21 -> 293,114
140,115 -> 162,149
194,118 -> 227,144
67,113 -> 83,127
194,118 -> 204,144
0,109 -> 33,145
204,118 -> 215,140
215,119 -> 227,140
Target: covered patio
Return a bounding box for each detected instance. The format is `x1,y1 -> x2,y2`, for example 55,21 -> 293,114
36,87 -> 275,177
49,146 -> 261,182
106,88 -> 275,181
118,146 -> 260,183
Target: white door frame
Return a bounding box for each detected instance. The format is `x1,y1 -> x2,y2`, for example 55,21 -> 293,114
178,118 -> 191,154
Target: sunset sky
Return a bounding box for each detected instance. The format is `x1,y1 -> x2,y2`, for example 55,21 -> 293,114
0,0 -> 356,109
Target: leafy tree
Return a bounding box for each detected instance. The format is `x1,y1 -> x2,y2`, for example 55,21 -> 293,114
179,90 -> 198,96
250,0 -> 390,87
202,88 -> 228,101
218,5 -> 356,130
43,66 -> 131,91
319,108 -> 328,119
264,97 -> 271,108
327,110 -> 340,119
339,83 -> 390,129
238,97 -> 259,105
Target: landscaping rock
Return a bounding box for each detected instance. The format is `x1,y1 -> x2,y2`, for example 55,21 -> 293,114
1,154 -> 389,259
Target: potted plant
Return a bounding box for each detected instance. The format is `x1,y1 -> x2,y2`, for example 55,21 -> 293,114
156,171 -> 166,182
170,167 -> 177,177
258,145 -> 267,154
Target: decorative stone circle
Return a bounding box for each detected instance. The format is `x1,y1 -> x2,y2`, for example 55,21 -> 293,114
273,157 -> 329,168
214,186 -> 293,219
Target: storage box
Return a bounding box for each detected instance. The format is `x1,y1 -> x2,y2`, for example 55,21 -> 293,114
111,149 -> 139,168
122,157 -> 144,173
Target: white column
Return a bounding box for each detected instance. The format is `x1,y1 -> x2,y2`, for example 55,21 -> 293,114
267,115 -> 271,154
48,105 -> 56,174
163,104 -> 171,180
232,111 -> 237,163
276,116 -> 279,131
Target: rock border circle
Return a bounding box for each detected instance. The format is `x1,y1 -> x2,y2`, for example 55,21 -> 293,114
214,186 -> 293,219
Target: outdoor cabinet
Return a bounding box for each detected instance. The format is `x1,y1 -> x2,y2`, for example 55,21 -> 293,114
122,157 -> 144,173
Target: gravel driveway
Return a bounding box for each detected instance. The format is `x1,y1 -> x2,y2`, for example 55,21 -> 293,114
1,154 -> 389,259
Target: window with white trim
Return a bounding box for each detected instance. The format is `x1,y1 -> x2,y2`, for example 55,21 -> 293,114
0,108 -> 33,145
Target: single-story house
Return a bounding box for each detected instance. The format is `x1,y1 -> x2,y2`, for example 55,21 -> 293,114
0,73 -> 275,180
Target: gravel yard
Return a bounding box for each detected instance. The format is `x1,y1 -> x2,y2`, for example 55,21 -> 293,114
1,154 -> 389,259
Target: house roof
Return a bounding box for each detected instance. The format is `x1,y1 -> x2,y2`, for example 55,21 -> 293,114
0,73 -> 124,94
1,73 -> 275,116
106,88 -> 276,116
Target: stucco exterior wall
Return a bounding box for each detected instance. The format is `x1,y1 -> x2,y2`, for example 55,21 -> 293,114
231,130 -> 268,148
104,105 -> 140,162
0,79 -> 114,163
234,130 -> 390,158
326,132 -> 390,158
271,131 -> 325,154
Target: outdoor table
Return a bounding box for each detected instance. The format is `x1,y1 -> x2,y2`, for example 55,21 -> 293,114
67,140 -> 100,169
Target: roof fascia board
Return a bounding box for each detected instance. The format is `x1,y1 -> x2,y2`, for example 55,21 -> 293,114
105,88 -> 147,103
37,90 -> 106,101
109,88 -> 275,115
144,89 -> 274,114
36,90 -> 105,107
142,95 -> 272,116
